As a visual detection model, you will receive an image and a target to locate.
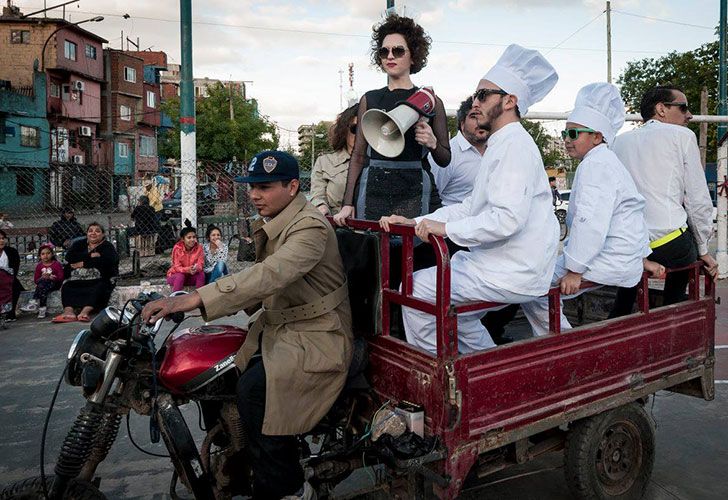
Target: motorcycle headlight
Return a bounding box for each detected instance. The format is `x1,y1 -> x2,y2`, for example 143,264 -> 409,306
65,330 -> 107,387
90,307 -> 123,338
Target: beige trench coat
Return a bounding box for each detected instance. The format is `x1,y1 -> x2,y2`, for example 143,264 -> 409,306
309,149 -> 350,214
197,193 -> 353,435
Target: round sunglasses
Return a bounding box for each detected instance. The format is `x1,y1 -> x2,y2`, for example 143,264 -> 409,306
378,45 -> 407,59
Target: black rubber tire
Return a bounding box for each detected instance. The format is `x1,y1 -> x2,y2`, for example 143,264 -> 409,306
564,402 -> 656,500
0,475 -> 106,500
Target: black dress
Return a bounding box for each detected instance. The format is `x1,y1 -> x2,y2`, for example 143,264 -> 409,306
61,238 -> 119,310
342,86 -> 451,221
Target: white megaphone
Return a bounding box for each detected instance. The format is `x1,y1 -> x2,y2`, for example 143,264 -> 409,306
361,87 -> 437,158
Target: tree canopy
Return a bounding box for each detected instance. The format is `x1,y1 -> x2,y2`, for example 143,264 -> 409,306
617,41 -> 719,162
158,82 -> 279,164
298,121 -> 332,171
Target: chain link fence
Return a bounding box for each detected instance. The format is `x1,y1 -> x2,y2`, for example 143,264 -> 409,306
0,157 -> 312,291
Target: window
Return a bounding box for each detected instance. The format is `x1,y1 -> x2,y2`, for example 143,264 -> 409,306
118,142 -> 129,158
146,90 -> 156,108
120,105 -> 132,121
124,66 -> 136,83
64,40 -> 77,61
50,82 -> 60,98
85,44 -> 96,59
139,135 -> 156,157
61,84 -> 70,101
16,173 -> 35,196
20,126 -> 39,147
10,30 -> 30,44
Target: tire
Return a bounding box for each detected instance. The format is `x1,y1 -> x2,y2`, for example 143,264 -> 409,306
0,475 -> 106,500
564,402 -> 656,500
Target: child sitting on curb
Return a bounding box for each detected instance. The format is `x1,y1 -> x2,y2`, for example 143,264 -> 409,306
21,244 -> 64,319
167,221 -> 205,292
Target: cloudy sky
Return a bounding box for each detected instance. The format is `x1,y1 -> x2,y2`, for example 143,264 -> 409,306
15,0 -> 720,147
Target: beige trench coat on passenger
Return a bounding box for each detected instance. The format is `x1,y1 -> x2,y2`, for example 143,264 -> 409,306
197,193 -> 353,435
309,149 -> 350,214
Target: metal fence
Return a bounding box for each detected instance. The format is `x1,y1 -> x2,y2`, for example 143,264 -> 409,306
0,157 -> 312,289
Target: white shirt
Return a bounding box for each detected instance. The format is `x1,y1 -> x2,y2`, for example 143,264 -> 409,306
429,132 -> 483,206
416,121 -> 559,296
612,120 -> 713,255
563,144 -> 649,287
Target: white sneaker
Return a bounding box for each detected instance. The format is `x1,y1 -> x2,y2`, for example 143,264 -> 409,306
21,299 -> 38,313
37,307 -> 47,319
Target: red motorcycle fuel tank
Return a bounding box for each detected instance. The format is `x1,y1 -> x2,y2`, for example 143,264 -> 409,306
159,324 -> 247,394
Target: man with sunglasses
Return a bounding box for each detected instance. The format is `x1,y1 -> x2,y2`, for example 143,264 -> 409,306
611,85 -> 717,311
520,83 -> 654,335
380,44 -> 559,354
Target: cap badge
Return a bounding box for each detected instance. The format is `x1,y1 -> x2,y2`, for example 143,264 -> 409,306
263,156 -> 278,173
248,157 -> 257,171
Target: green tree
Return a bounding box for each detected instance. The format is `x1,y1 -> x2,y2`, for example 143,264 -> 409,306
521,119 -> 569,167
298,121 -> 331,171
617,41 -> 719,162
158,82 -> 279,164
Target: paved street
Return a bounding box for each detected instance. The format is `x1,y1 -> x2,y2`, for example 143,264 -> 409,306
0,282 -> 727,499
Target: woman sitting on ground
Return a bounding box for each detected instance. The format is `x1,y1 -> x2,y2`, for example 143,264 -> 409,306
203,225 -> 229,284
21,244 -> 64,319
54,223 -> 119,323
167,221 -> 205,292
0,229 -> 22,322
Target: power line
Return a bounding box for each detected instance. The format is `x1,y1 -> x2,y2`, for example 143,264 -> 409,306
611,9 -> 714,30
18,5 -> 669,55
545,11 -> 605,55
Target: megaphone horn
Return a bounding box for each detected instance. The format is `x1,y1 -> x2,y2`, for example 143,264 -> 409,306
361,87 -> 437,158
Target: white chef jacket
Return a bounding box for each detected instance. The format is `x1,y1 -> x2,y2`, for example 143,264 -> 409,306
416,121 -> 559,296
428,132 -> 483,206
612,120 -> 713,255
563,144 -> 649,287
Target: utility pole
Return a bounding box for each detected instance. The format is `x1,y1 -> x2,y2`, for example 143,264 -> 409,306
338,68 -> 344,110
718,0 -> 728,278
228,82 -> 234,121
606,1 -> 612,83
179,0 -> 197,227
699,87 -> 708,168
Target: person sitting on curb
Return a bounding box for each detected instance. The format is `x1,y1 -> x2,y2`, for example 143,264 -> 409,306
21,244 -> 64,319
167,221 -> 205,292
203,225 -> 229,284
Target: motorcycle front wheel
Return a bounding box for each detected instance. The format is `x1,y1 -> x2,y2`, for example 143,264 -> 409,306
0,475 -> 105,500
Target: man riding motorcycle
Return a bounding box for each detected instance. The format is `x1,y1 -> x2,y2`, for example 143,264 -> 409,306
143,150 -> 353,499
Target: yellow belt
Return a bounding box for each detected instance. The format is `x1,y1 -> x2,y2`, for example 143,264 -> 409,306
649,227 -> 687,250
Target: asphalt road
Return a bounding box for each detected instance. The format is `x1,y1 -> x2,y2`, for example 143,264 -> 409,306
1,286 -> 727,499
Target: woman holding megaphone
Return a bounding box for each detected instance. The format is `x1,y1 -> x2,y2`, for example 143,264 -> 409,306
333,14 -> 451,226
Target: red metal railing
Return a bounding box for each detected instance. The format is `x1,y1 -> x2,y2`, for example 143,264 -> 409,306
334,219 -> 714,359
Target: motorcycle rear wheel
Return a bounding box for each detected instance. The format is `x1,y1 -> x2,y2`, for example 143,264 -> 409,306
0,475 -> 105,500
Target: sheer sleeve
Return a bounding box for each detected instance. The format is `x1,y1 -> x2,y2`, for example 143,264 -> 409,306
342,95 -> 369,207
429,96 -> 451,167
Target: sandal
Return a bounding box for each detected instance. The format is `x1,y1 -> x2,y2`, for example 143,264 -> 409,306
77,313 -> 92,322
52,314 -> 77,323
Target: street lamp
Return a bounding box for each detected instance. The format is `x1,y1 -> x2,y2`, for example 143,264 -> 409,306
41,16 -> 104,71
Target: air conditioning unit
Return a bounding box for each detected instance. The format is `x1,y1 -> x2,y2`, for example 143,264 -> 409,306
79,126 -> 92,137
72,81 -> 85,92
72,155 -> 84,164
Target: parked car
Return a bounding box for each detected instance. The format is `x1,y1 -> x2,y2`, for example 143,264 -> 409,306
161,184 -> 218,221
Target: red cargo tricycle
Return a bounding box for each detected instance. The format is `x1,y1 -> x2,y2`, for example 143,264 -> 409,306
2,219 -> 714,500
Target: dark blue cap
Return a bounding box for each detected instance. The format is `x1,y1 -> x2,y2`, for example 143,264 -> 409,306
235,150 -> 299,184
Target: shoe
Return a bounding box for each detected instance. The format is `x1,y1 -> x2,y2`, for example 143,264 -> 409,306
37,307 -> 47,319
21,300 -> 38,313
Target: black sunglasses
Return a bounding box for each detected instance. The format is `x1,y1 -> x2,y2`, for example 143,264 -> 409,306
378,45 -> 407,59
472,88 -> 508,102
663,102 -> 689,113
349,124 -> 357,134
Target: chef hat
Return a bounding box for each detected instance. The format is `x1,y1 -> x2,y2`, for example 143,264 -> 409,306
482,44 -> 558,115
567,82 -> 625,145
